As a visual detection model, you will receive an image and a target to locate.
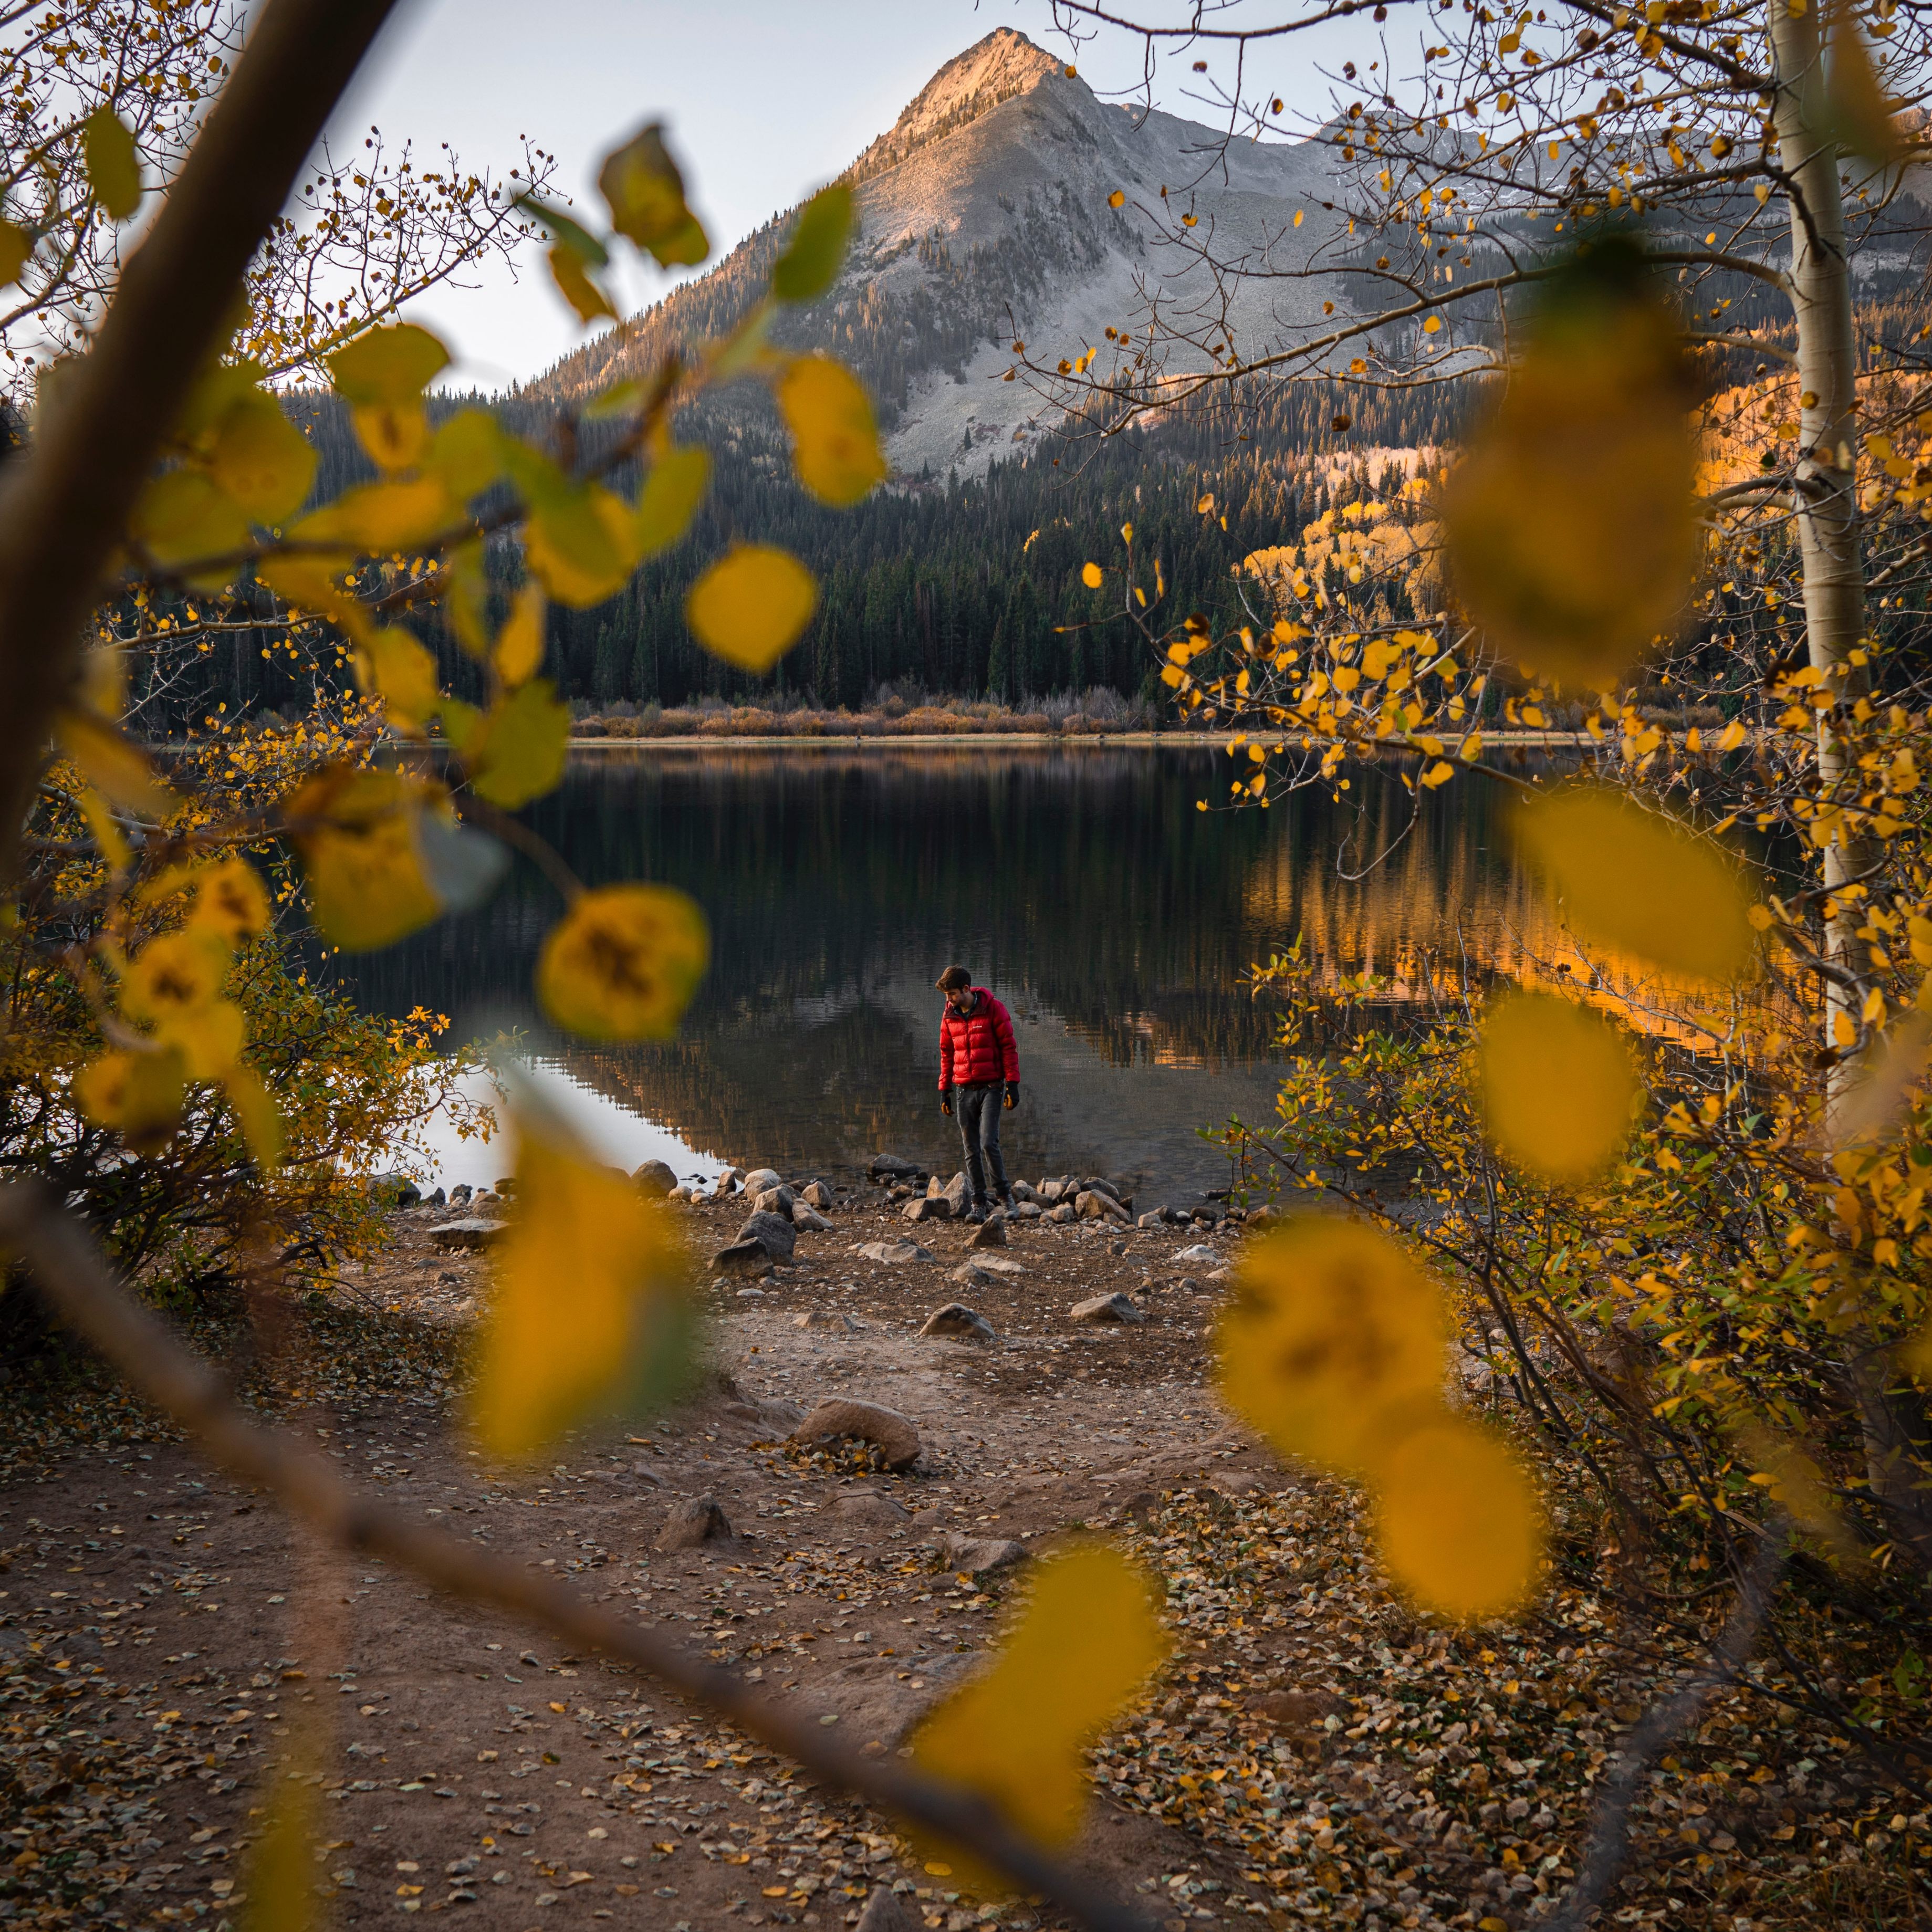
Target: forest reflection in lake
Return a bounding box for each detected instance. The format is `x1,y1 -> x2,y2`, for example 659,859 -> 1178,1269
348,744 -> 1568,1199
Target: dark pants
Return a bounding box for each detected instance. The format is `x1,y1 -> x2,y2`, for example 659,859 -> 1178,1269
955,1082 -> 1009,1205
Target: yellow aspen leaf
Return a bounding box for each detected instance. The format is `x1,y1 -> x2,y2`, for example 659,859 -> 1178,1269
356,627 -> 440,735
429,410 -> 506,501
464,680 -> 571,810
222,1067 -> 285,1171
1081,562 -> 1103,589
206,393 -> 318,524
1420,760 -> 1455,788
240,1746 -> 318,1932
770,182 -> 851,302
635,446 -> 711,559
159,997 -> 246,1082
525,485 -> 641,608
81,108 -> 142,220
685,544 -> 819,673
910,1545 -> 1166,1891
285,767 -> 444,953
442,539 -> 492,657
1423,315 -> 1443,335
256,552 -> 358,625
121,929 -> 229,1030
129,469 -> 249,573
776,356 -> 886,506
1478,990 -> 1636,1182
0,219 -> 30,286
351,401 -> 432,473
73,1047 -> 185,1156
493,583 -> 547,688
1717,718 -> 1747,751
296,477 -> 454,553
327,322 -> 451,407
1217,1218 -> 1448,1477
76,789 -> 129,871
537,883 -> 709,1040
55,709 -> 172,816
191,856 -> 271,946
1440,242 -> 1695,688
598,121 -> 709,268
1513,787 -> 1755,984
1372,1415 -> 1544,1621
1818,0 -> 1905,164
471,1103 -> 698,1460
548,241 -> 619,325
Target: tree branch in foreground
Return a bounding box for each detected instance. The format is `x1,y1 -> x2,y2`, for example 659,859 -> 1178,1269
0,0 -> 402,876
0,1179 -> 1154,1932
1540,1528 -> 1788,1932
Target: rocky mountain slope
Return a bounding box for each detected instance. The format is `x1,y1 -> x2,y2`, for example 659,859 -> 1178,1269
534,28 -> 1350,479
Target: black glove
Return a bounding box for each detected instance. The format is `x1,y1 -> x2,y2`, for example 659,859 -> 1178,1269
1004,1080 -> 1019,1111
939,1087 -> 954,1117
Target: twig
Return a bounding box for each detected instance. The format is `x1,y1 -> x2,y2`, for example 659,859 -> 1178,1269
1539,1526 -> 1788,1932
0,1179 -> 1153,1932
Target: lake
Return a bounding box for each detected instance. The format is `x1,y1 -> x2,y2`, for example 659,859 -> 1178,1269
346,744 -> 1554,1202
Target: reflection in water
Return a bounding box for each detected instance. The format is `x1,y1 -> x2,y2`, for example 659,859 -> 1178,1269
347,746 -> 1572,1198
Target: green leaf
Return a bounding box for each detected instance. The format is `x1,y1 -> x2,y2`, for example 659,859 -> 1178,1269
525,484 -> 640,608
129,469 -> 249,572
583,381 -> 645,423
635,446 -> 711,559
548,243 -> 618,325
771,183 -> 852,304
513,193 -> 610,268
466,679 -> 571,809
327,323 -> 451,408
205,391 -> 317,525
81,108 -> 142,221
0,220 -> 32,287
429,409 -> 505,501
597,121 -> 709,268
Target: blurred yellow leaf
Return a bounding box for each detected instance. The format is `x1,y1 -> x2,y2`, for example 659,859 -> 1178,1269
327,322 -> 451,408
494,582 -> 547,687
429,410 -> 505,501
685,544 -> 818,673
55,709 -> 173,816
0,219 -> 31,286
351,401 -> 431,473
1081,562 -> 1103,589
911,1545 -> 1165,1889
1514,787 -> 1756,984
1734,1423 -> 1858,1563
597,121 -> 709,268
74,1047 -> 185,1155
472,1105 -> 697,1460
548,241 -> 619,325
1218,1218 -> 1448,1477
357,626 -> 441,735
297,477 -> 454,553
285,766 -> 443,953
465,680 -> 571,809
81,108 -> 142,220
771,182 -> 852,303
1478,990 -> 1636,1182
206,392 -> 317,524
777,356 -> 885,506
1818,0 -> 1906,165
1440,243 -> 1695,688
129,469 -> 249,572
242,1758 -> 317,1932
1902,1322 -> 1932,1386
191,855 -> 271,946
122,928 -> 229,1030
525,485 -> 641,608
538,884 -> 709,1040
1372,1415 -> 1544,1621
223,1066 -> 285,1171
442,539 -> 491,656
635,446 -> 711,559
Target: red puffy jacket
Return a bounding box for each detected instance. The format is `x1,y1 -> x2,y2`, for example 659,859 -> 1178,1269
938,989 -> 1019,1089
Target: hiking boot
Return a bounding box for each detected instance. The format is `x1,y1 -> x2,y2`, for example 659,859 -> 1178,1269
965,1202 -> 989,1225
1000,1190 -> 1018,1213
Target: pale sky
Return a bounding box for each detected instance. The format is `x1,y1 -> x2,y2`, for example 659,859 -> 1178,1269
327,0 -> 1373,389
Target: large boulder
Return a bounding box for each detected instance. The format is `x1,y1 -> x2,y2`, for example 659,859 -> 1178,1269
967,1211 -> 1007,1249
801,1181 -> 835,1210
1077,1188 -> 1131,1224
920,1302 -> 997,1341
789,1398 -> 921,1471
933,1171 -> 970,1216
711,1165 -> 745,1197
869,1153 -> 926,1182
430,1217 -> 506,1250
856,1240 -> 934,1265
791,1200 -> 834,1233
711,1240 -> 772,1276
903,1196 -> 949,1224
856,1887 -> 921,1932
752,1184 -> 797,1215
941,1532 -> 1029,1583
366,1172 -> 422,1209
1071,1291 -> 1145,1325
655,1497 -> 733,1550
632,1158 -> 678,1196
734,1209 -> 798,1262
739,1167 -> 782,1198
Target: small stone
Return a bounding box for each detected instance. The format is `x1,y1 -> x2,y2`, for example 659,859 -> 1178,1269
801,1181 -> 835,1210
1038,1178 -> 1067,1203
1175,1242 -> 1220,1263
430,1217 -> 507,1251
751,1185 -> 797,1216
833,1490 -> 911,1529
735,1284 -> 766,1299
654,1497 -> 733,1550
1010,1179 -> 1040,1204
740,1167 -> 782,1197
494,1177 -> 518,1197
425,1186 -> 446,1207
367,1171 -> 422,1209
793,1311 -> 859,1331
856,1240 -> 934,1265
632,1158 -> 678,1196
1045,1202 -> 1075,1224
937,1170 -> 970,1215
1070,1291 -> 1144,1325
1250,1689 -> 1350,1730
855,1885 -> 921,1932
1076,1188 -> 1130,1223
1081,1177 -> 1122,1201
967,1211 -> 1007,1249
1137,1209 -> 1168,1229
711,1166 -> 744,1197
941,1532 -> 1029,1582
903,1196 -> 949,1224
711,1240 -> 773,1276
735,1209 -> 798,1261
949,1257 -> 1023,1283
1011,1201 -> 1043,1220
920,1302 -> 997,1341
791,1202 -> 834,1232
868,1153 -> 925,1182
789,1398 -> 921,1470
448,1183 -> 473,1207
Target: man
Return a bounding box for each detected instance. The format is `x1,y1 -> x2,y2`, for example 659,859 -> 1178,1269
936,965 -> 1019,1222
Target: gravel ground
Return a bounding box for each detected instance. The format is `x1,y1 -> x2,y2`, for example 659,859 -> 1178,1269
0,1182 -> 1923,1932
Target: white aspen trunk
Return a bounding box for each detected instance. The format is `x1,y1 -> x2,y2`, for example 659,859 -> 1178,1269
1768,0 -> 1932,1574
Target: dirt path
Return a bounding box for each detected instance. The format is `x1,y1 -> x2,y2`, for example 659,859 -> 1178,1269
0,1184 -> 1916,1932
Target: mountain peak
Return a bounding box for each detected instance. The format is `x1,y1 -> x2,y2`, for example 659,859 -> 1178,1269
849,28 -> 1067,184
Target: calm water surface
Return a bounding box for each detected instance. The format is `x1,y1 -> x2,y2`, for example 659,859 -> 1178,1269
349,745 -> 1559,1200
